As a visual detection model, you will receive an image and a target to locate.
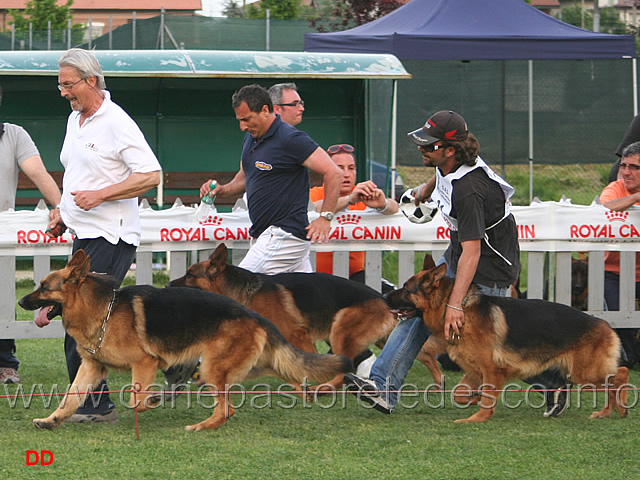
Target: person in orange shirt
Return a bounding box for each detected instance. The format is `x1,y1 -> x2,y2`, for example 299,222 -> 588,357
600,140 -> 640,369
309,143 -> 399,282
309,143 -> 398,378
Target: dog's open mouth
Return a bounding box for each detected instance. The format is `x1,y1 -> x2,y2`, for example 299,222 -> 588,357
389,307 -> 420,320
46,303 -> 63,319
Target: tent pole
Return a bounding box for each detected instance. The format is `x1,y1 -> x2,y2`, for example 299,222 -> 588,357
501,60 -> 506,178
528,60 -> 533,205
634,58 -> 638,117
391,79 -> 398,201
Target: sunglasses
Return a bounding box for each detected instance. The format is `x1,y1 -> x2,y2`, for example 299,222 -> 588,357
327,144 -> 355,155
277,100 -> 304,108
619,162 -> 640,172
419,143 -> 446,153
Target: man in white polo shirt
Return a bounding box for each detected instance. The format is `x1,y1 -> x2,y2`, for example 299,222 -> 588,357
44,48 -> 161,424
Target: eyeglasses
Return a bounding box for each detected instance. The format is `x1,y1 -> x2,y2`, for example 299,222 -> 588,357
327,144 -> 355,155
419,143 -> 446,153
619,162 -> 640,172
277,100 -> 304,108
57,78 -> 85,91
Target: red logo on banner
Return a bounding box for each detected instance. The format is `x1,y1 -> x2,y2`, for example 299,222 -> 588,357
198,215 -> 223,226
570,209 -> 640,239
605,210 -> 628,222
337,214 -> 361,225
17,230 -> 70,244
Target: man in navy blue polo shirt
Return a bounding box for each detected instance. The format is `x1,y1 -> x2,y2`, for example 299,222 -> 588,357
200,84 -> 341,273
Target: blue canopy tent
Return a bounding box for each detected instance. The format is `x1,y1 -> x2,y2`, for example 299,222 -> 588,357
305,0 -> 637,200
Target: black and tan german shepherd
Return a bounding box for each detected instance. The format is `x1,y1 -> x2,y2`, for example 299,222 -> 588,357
167,243 -> 432,388
18,250 -> 353,431
385,260 -> 630,423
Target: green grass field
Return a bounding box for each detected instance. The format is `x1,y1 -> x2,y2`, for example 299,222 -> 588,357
3,285 -> 640,479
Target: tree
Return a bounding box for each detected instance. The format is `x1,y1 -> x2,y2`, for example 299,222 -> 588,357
309,0 -> 403,33
222,0 -> 245,18
555,5 -> 627,35
246,0 -> 302,20
9,0 -> 84,45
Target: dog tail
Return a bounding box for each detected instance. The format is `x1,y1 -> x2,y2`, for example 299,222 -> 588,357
269,337 -> 354,384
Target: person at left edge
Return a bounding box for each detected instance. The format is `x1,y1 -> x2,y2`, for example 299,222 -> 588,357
0,86 -> 62,385
43,48 -> 161,424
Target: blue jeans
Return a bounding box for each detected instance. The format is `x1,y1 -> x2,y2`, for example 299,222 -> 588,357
369,282 -> 510,407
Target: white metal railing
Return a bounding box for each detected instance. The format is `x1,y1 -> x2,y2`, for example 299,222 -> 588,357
2,200 -> 639,339
3,245 -> 638,339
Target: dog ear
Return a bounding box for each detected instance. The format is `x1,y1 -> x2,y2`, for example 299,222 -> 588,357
430,263 -> 448,286
422,253 -> 436,271
67,249 -> 86,268
209,243 -> 228,271
68,251 -> 91,282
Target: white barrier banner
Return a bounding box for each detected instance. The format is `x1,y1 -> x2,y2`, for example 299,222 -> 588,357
1,200 -> 639,255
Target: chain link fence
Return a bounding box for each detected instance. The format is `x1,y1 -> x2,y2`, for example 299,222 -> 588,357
0,14 -> 635,205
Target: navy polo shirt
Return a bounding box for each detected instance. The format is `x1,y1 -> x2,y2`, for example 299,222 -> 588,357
241,115 -> 319,240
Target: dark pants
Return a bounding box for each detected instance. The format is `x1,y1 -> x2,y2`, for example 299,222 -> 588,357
604,271 -> 640,369
66,237 -> 136,413
0,339 -> 18,370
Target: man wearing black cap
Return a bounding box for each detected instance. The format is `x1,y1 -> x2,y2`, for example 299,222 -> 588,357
346,111 -> 566,418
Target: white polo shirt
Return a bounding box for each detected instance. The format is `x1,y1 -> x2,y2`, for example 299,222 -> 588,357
59,90 -> 161,246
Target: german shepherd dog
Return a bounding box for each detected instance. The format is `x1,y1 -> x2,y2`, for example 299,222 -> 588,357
18,250 -> 353,431
385,260 -> 630,423
167,243 -> 435,388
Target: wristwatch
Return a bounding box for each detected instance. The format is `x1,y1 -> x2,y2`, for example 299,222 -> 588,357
319,212 -> 335,221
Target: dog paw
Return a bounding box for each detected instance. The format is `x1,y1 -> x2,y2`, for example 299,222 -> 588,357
589,410 -> 612,419
185,424 -> 203,432
33,418 -> 57,430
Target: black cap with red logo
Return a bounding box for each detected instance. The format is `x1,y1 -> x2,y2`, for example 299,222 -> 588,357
407,110 -> 468,146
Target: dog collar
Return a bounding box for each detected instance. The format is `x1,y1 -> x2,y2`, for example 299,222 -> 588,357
85,289 -> 117,355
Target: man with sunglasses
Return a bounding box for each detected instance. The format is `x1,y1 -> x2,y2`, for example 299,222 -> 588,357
309,143 -> 398,378
345,110 -> 551,415
600,140 -> 640,370
200,84 -> 341,274
269,83 -> 305,127
43,48 -> 161,424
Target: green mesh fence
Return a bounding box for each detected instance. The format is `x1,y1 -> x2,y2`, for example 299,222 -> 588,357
0,14 -> 636,177
85,16 -> 316,51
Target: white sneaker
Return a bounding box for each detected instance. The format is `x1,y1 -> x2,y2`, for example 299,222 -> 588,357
355,354 -> 377,379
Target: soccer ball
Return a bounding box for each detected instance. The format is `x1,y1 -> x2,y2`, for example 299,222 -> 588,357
399,189 -> 438,224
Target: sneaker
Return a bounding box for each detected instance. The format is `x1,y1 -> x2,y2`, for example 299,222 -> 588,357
543,388 -> 568,418
355,353 -> 377,379
344,373 -> 394,414
65,409 -> 118,424
0,367 -> 20,384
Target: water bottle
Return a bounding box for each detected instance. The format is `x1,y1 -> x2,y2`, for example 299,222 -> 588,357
195,181 -> 217,223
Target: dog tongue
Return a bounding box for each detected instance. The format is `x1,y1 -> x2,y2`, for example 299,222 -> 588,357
34,307 -> 51,328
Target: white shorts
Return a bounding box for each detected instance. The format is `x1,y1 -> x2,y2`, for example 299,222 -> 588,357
239,225 -> 312,274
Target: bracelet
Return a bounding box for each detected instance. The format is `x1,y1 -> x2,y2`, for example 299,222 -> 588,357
346,194 -> 354,205
54,204 -> 61,209
446,304 -> 464,312
374,198 -> 389,213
